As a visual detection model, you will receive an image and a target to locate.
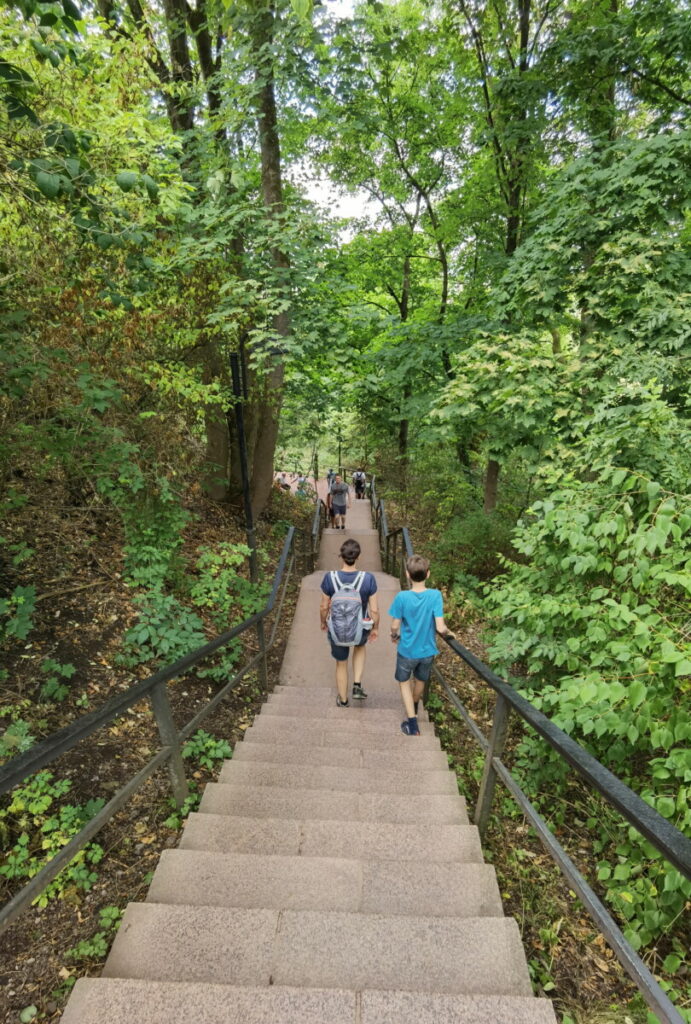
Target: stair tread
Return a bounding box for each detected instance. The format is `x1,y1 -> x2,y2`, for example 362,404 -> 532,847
232,742 -> 447,770
199,783 -> 468,824
179,813 -> 484,862
103,904 -> 533,996
217,761 -> 458,795
62,978 -> 557,1024
147,849 -> 504,916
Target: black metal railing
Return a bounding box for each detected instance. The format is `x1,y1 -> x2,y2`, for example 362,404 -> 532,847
0,521 -> 324,934
368,480 -> 690,1024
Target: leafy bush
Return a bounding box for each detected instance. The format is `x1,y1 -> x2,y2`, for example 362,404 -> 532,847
0,772 -> 105,905
119,591 -> 206,668
190,542 -> 266,630
182,729 -> 232,771
484,455 -> 691,950
432,508 -> 518,583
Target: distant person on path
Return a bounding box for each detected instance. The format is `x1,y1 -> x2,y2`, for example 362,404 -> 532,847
352,468 -> 367,500
388,554 -> 454,736
279,472 -> 291,492
330,473 -> 350,529
326,468 -> 336,489
320,538 -> 379,706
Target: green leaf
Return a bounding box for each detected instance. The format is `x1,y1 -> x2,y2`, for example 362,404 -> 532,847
291,0 -> 312,18
660,642 -> 684,663
662,953 -> 681,974
674,659 -> 691,678
115,170 -> 138,192
141,173 -> 158,200
19,1008 -> 38,1023
62,0 -> 82,18
35,170 -> 60,198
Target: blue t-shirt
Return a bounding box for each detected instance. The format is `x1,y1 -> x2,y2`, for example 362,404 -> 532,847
388,588 -> 443,658
321,570 -> 377,613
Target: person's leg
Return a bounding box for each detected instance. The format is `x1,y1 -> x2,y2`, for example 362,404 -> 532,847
352,641 -> 368,699
411,659 -> 433,714
395,655 -> 419,735
412,676 -> 425,713
399,678 -> 415,718
336,659 -> 348,703
329,636 -> 350,705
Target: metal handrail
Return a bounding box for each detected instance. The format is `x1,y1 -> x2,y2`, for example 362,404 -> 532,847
368,491 -> 689,1024
0,525 -> 311,934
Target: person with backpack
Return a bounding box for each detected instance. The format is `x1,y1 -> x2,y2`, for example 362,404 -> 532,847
320,538 -> 379,706
352,468 -> 367,499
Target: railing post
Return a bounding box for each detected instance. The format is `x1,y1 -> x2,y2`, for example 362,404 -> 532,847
256,618 -> 269,692
150,681 -> 188,808
474,692 -> 511,838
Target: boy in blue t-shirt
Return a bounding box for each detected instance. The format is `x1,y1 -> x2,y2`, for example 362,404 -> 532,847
388,554 -> 453,736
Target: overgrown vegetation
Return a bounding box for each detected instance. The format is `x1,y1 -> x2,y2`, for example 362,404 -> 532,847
1,0 -> 690,1020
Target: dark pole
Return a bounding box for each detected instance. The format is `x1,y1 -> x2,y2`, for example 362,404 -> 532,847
338,430 -> 342,476
230,352 -> 258,584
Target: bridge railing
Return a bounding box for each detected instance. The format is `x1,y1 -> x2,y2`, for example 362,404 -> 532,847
369,476 -> 690,1024
0,522 -> 321,936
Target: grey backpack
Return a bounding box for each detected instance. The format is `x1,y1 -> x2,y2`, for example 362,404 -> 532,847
327,571 -> 366,646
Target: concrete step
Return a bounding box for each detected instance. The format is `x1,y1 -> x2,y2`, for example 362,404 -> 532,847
102,904 -> 534,996
242,721 -> 440,749
232,740 -> 448,771
251,711 -> 416,732
266,690 -> 428,715
146,849 -> 503,917
217,761 -> 458,796
199,783 -> 468,825
260,703 -> 430,723
179,814 -> 485,862
62,978 -> 557,1024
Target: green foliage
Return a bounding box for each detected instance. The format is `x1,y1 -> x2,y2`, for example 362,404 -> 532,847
163,784 -> 201,830
119,591 -> 206,668
0,772 -> 105,905
65,904 -> 123,962
0,585 -> 36,643
182,729 -> 232,771
39,659 -> 76,702
189,542 -> 267,630
0,713 -> 35,762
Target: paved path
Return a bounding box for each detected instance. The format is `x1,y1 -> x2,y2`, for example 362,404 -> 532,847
62,500 -> 556,1024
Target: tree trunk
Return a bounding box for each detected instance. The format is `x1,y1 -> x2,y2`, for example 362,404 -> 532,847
483,459 -> 500,512
247,1 -> 290,520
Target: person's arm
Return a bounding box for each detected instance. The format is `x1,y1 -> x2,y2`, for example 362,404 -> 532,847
390,616 -> 401,643
367,593 -> 379,642
320,592 -> 331,631
435,616 -> 455,640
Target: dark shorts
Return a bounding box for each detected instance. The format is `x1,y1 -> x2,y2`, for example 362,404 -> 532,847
332,504 -> 346,516
395,653 -> 434,683
328,633 -> 368,661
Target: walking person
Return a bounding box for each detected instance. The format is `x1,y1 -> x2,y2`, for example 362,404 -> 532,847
330,473 -> 350,529
352,468 -> 367,500
388,554 -> 454,735
320,538 -> 379,706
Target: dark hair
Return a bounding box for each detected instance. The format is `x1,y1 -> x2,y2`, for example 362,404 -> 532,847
340,539 -> 361,566
406,554 -> 429,581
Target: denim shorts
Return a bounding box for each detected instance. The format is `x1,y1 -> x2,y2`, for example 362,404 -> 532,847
328,633 -> 368,661
395,653 -> 434,683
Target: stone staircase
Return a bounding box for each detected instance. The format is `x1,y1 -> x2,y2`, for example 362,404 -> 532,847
61,496 -> 556,1023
